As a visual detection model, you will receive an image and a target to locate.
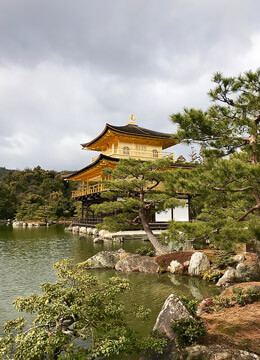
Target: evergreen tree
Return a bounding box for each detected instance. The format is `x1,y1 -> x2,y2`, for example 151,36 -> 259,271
0,167 -> 76,221
168,69 -> 260,251
92,158 -> 182,255
0,260 -> 166,359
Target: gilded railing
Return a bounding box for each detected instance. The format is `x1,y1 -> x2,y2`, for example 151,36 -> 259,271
72,183 -> 105,198
92,149 -> 175,162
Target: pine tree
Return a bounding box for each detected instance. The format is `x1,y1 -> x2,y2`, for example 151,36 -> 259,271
92,158 -> 182,255
168,69 -> 260,252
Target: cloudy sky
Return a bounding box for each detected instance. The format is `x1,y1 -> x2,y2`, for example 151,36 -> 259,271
0,0 -> 259,171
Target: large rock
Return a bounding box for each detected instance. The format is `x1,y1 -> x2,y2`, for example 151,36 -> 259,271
216,268 -> 236,287
236,263 -> 260,281
79,250 -> 127,269
115,254 -> 159,273
182,345 -> 260,360
188,252 -> 210,276
153,294 -> 192,338
168,260 -> 183,274
232,254 -> 245,262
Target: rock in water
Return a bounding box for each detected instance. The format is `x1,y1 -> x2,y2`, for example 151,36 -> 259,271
153,294 -> 192,338
188,252 -> 210,276
93,237 -> 104,244
79,250 -> 125,269
115,254 -> 159,273
168,260 -> 183,274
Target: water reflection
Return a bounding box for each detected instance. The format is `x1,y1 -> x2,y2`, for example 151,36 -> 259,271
0,225 -> 219,338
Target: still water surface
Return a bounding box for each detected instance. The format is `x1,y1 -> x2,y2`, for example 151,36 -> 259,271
0,224 -> 219,338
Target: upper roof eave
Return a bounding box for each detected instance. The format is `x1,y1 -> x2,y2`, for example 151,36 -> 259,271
81,123 -> 178,149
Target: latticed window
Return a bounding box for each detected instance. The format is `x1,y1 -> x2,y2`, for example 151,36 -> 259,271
123,146 -> 130,155
152,149 -> 158,158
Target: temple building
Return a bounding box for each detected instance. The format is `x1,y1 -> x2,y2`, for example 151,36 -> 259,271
65,117 -> 194,228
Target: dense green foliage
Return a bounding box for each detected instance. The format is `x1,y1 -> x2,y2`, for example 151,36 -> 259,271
0,167 -> 13,178
212,252 -> 237,269
232,287 -> 260,306
0,260 -> 166,359
0,166 -> 76,220
178,296 -> 198,317
93,158 -> 182,254
167,69 -> 260,251
135,246 -> 156,257
171,318 -> 207,348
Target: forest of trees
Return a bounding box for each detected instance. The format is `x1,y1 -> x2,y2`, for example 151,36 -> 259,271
0,166 -> 76,221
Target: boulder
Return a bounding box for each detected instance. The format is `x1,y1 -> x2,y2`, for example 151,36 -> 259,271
188,252 -> 210,276
92,228 -> 99,236
216,268 -> 236,287
236,263 -> 260,281
79,227 -> 87,233
87,227 -> 93,235
99,229 -> 110,238
80,250 -> 125,269
232,254 -> 245,262
153,294 -> 192,338
182,345 -> 260,360
115,254 -> 159,273
168,260 -> 183,274
93,237 -> 104,244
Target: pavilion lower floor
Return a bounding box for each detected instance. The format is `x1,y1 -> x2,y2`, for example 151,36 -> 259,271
71,193 -> 191,230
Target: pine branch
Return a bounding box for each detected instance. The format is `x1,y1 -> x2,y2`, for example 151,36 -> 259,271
237,204 -> 260,221
211,186 -> 252,192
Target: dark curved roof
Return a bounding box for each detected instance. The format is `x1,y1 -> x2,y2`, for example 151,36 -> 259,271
81,123 -> 177,148
64,154 -> 119,180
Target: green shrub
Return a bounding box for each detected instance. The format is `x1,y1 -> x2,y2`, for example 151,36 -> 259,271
203,270 -> 222,283
214,296 -> 232,311
179,296 -> 198,317
232,287 -> 260,306
171,318 -> 207,347
213,252 -> 236,270
135,246 -> 155,257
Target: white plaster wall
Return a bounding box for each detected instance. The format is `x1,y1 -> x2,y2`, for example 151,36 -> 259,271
155,201 -> 189,222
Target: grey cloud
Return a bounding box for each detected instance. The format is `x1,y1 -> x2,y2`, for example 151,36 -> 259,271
0,0 -> 259,80
0,0 -> 260,170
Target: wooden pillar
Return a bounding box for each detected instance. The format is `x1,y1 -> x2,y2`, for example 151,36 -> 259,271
81,201 -> 84,219
188,196 -> 191,222
86,203 -> 89,219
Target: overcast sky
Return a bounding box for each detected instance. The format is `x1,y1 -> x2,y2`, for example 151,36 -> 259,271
0,0 -> 259,171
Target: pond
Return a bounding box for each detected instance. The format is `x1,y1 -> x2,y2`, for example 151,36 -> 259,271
0,224 -> 219,340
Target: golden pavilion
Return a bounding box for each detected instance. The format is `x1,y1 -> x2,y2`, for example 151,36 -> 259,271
66,117 -> 193,227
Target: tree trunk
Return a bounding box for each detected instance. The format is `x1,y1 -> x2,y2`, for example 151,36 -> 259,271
138,209 -> 169,255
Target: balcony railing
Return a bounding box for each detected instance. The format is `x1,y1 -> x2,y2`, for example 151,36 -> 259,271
72,183 -> 105,198
91,148 -> 174,162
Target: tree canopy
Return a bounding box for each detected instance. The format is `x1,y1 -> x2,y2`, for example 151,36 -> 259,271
92,158 -> 183,254
167,69 -> 260,251
0,260 -> 166,360
0,166 -> 76,221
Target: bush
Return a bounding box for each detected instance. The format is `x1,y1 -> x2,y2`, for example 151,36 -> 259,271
214,296 -> 232,311
213,252 -> 236,270
135,246 -> 155,257
179,296 -> 198,317
203,270 -> 222,283
232,287 -> 260,306
171,318 -> 207,347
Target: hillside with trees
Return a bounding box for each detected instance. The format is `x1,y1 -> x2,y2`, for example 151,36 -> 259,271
0,166 -> 76,221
